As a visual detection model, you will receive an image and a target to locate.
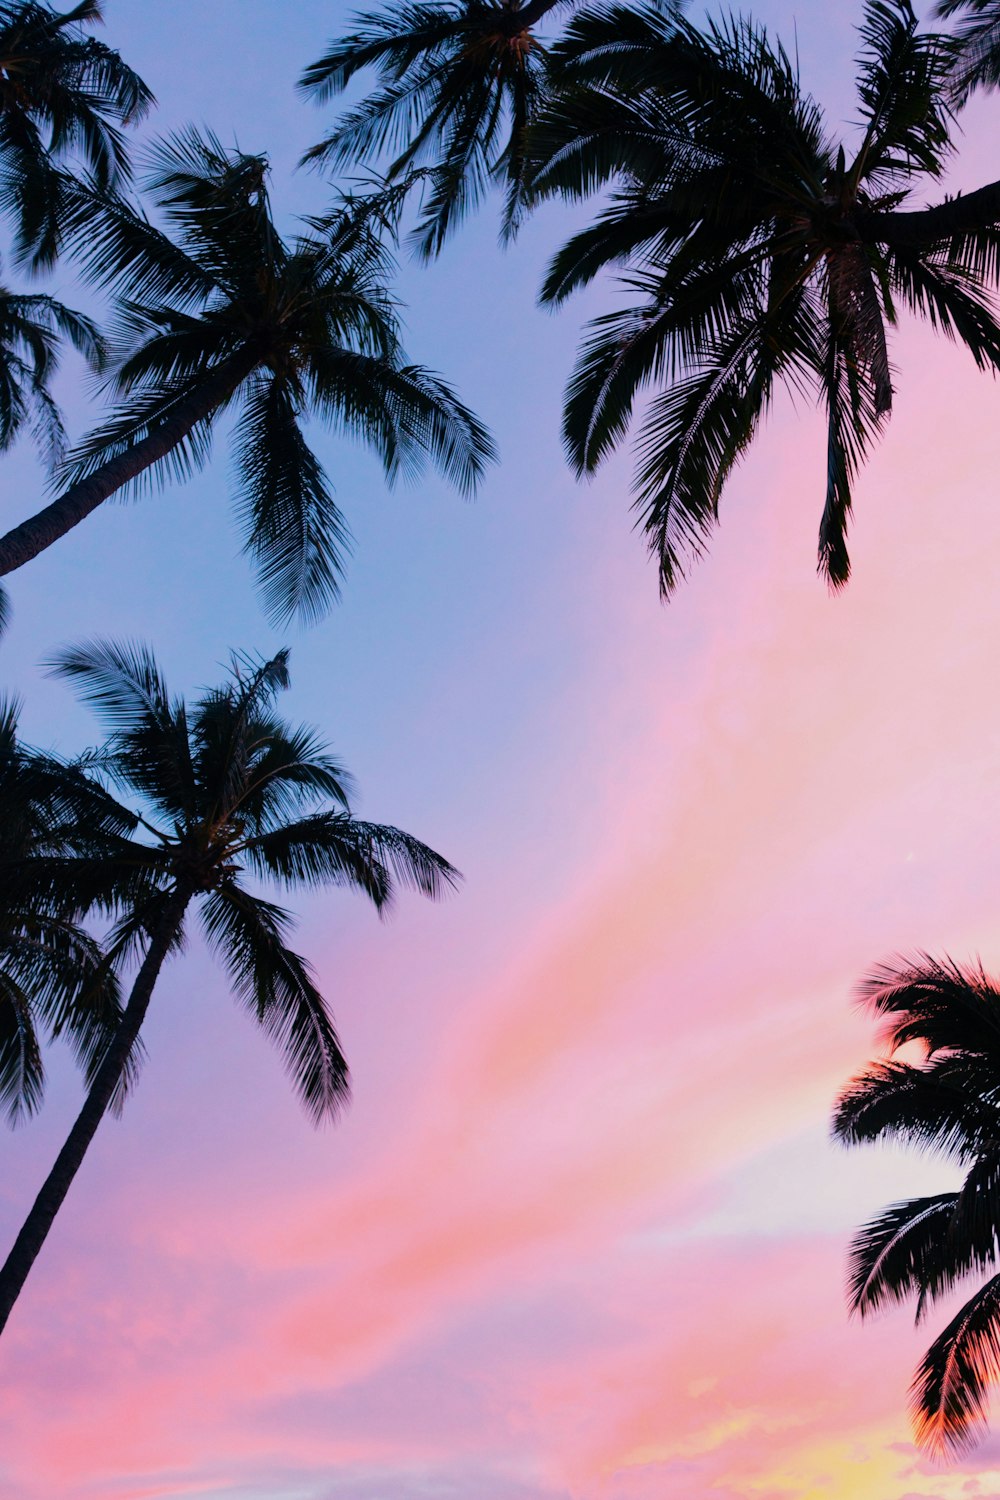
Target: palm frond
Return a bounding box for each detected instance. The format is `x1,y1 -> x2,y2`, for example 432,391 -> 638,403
232,375 -> 349,626
911,1272 -> 1000,1454
201,884 -> 349,1124
240,811 -> 460,910
832,1057 -> 999,1162
933,0 -> 1000,102
0,970 -> 43,1124
847,1193 -> 984,1320
852,0 -> 956,191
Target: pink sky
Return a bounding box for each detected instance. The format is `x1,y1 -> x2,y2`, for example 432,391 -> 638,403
4,4 -> 1000,1499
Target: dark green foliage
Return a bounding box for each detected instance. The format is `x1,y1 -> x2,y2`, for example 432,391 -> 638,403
834,956 -> 1000,1454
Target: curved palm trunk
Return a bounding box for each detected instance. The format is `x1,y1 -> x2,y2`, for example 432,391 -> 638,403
0,886 -> 191,1338
0,349 -> 258,578
856,178 -> 1000,247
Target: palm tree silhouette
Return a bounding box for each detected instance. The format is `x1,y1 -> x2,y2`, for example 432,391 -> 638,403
526,1 -> 1000,592
0,640 -> 459,1336
0,128 -> 496,620
834,955 -> 1000,1455
299,0 -> 578,258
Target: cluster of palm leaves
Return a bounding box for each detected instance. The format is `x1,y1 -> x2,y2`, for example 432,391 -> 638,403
299,0 -> 1000,592
834,958 -> 1000,1456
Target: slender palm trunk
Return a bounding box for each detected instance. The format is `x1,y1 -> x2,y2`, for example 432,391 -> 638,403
0,886 -> 191,1337
0,349 -> 259,578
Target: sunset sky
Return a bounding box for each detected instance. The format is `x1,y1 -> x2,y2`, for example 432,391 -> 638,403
3,3 -> 1000,1498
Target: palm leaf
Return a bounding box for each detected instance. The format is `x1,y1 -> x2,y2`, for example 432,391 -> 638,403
911,1272 -> 1000,1453
201,884 -> 349,1124
231,375 -> 349,626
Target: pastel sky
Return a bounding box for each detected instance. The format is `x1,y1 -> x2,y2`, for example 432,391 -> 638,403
4,3 -> 1000,1498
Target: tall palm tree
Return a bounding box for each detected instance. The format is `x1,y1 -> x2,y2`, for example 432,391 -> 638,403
0,0 -> 152,267
0,694 -> 135,1126
833,955 -> 1000,1456
0,128 -> 496,622
0,640 -> 459,1336
526,1 -> 1000,594
299,0 -> 580,258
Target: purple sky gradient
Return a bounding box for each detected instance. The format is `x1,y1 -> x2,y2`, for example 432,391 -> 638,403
4,4 -> 1000,1498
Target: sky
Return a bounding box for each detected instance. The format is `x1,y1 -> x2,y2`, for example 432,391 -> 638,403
3,2 -> 1000,1498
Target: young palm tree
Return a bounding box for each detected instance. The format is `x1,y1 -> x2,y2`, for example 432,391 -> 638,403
299,0 -> 579,257
0,128 -> 496,622
0,695 -> 135,1126
0,640 -> 459,1336
0,0 -> 152,267
527,1 -> 1000,594
833,955 -> 1000,1456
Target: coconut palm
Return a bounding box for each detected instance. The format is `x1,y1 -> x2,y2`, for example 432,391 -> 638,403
0,694 -> 135,1127
526,1 -> 1000,594
833,955 -> 1000,1456
299,0 -> 579,258
0,640 -> 459,1336
0,127 -> 496,621
0,0 -> 152,267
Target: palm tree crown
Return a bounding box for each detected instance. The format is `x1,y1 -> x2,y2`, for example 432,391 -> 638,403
526,1 -> 1000,594
0,0 -> 152,266
0,128 -> 497,620
52,639 -> 460,1119
0,640 -> 459,1335
833,955 -> 1000,1456
299,1 -> 574,258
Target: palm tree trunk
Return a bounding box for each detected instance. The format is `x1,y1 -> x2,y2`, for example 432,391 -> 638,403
0,349 -> 259,578
0,886 -> 191,1338
856,178 -> 1000,247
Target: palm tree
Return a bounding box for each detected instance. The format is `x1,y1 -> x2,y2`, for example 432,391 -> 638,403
299,0 -> 578,258
833,955 -> 1000,1456
525,1 -> 1000,594
0,0 -> 152,267
0,640 -> 459,1336
0,128 -> 496,622
0,694 -> 135,1126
